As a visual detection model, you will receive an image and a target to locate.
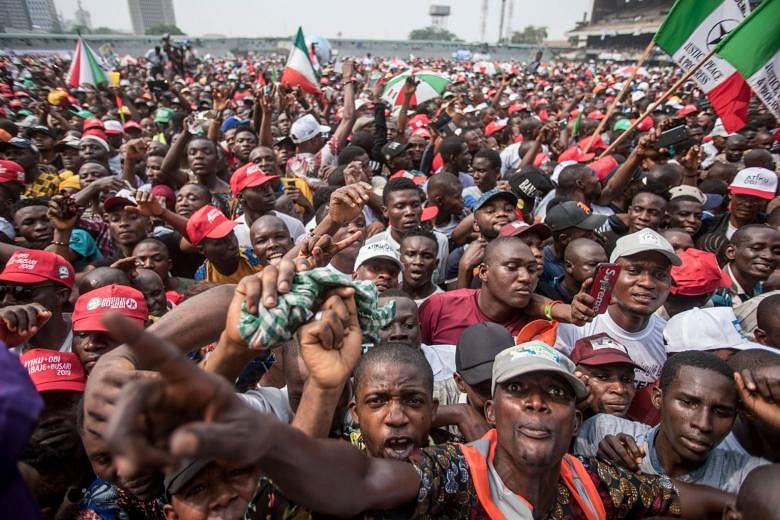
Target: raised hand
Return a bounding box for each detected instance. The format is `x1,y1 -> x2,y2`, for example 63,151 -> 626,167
328,182 -> 372,226
295,231 -> 364,271
0,303 -> 51,346
101,313 -> 267,478
212,85 -> 233,112
569,277 -> 598,326
48,195 -> 78,231
402,76 -> 418,98
298,288 -> 362,390
341,59 -> 354,80
110,256 -> 139,279
124,138 -> 148,161
126,190 -> 164,218
735,368 -> 780,430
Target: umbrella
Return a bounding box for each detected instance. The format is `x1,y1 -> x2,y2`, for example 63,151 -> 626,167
382,70 -> 450,106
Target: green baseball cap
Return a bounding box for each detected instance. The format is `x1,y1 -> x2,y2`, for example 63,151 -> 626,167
154,107 -> 174,124
613,119 -> 632,132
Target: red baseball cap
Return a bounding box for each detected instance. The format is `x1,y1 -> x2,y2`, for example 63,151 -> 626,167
412,127 -> 432,139
678,104 -> 699,117
407,114 -> 430,130
390,170 -> 426,185
570,333 -> 640,368
499,220 -> 552,240
578,134 -> 607,152
229,162 -> 279,195
558,146 -> 595,163
590,155 -> 618,181
186,204 -> 237,245
20,349 -> 86,392
421,205 -> 439,223
0,250 -> 74,288
670,248 -> 731,296
587,110 -> 605,120
72,284 -> 148,332
0,160 -> 26,185
83,117 -> 105,131
637,116 -> 655,132
123,120 -> 143,132
485,120 -> 507,137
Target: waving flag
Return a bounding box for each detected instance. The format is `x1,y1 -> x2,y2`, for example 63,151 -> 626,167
716,0 -> 780,122
281,27 -> 320,95
654,0 -> 752,132
67,37 -> 108,87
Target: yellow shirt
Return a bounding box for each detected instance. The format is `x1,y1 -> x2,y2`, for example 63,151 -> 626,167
201,254 -> 262,284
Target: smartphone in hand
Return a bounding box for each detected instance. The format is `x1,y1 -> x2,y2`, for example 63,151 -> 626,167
589,263 -> 622,314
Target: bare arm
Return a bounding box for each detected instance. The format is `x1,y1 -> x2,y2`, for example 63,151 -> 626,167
597,133 -> 656,206
676,480 -> 735,519
158,125 -> 191,188
331,61 -> 356,150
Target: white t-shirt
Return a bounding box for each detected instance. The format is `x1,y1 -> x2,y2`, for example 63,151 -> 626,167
555,310 -> 667,385
238,387 -> 293,423
233,211 -> 306,249
366,228 -> 449,285
575,414 -> 768,493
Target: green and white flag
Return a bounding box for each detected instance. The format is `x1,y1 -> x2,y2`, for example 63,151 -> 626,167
716,0 -> 780,121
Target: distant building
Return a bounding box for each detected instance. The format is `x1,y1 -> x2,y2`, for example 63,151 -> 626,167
0,0 -> 59,32
74,0 -> 92,29
127,0 -> 177,35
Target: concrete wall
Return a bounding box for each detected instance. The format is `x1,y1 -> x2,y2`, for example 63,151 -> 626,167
0,33 -> 561,61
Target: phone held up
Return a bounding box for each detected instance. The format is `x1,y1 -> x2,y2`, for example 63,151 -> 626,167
589,263 -> 622,314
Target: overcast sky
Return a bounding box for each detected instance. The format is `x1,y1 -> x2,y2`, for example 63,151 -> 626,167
53,0 -> 592,41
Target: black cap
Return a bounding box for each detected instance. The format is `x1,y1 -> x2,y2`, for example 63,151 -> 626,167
544,200 -> 604,233
26,125 -> 57,138
381,141 -> 410,162
456,323 -> 515,386
507,167 -> 554,202
164,458 -> 212,496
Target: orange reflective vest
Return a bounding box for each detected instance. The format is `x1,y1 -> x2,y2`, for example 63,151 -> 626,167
458,429 -> 606,520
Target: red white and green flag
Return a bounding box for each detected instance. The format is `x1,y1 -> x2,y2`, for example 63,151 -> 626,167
654,0 -> 752,132
281,27 -> 320,95
716,0 -> 780,123
67,37 -> 108,87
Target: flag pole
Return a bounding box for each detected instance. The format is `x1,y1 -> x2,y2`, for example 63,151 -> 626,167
583,40 -> 655,153
599,48 -> 716,159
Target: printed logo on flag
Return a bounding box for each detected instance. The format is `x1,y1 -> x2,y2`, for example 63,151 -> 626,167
706,19 -> 740,50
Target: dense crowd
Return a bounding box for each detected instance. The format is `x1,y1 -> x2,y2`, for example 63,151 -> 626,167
0,36 -> 779,520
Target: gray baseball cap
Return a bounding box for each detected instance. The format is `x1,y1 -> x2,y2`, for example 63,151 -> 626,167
492,341 -> 587,399
609,229 -> 681,266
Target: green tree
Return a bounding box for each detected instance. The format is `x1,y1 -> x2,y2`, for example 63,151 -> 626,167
145,24 -> 185,36
510,26 -> 548,45
408,26 -> 458,41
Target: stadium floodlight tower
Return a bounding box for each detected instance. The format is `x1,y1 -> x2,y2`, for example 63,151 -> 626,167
429,5 -> 451,31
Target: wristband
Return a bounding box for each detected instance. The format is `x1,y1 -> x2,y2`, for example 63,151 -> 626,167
544,300 -> 563,321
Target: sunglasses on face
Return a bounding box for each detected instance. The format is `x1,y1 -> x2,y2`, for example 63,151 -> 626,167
0,283 -> 57,301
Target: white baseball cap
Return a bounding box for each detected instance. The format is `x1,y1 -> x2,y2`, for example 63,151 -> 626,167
729,167 -> 778,200
354,241 -> 402,271
290,114 -> 331,144
610,229 -> 681,266
664,307 -> 771,353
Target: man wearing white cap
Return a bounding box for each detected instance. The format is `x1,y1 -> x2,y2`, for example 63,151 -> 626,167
352,240 -> 402,295
698,167 -> 777,239
555,228 -> 681,424
286,61 -> 356,180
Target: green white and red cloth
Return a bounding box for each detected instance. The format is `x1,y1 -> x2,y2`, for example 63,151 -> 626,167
67,37 -> 108,87
654,0 -> 752,132
715,0 -> 780,123
381,70 -> 450,106
281,27 -> 321,95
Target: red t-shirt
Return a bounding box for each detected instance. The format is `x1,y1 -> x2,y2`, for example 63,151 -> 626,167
419,289 -> 529,345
